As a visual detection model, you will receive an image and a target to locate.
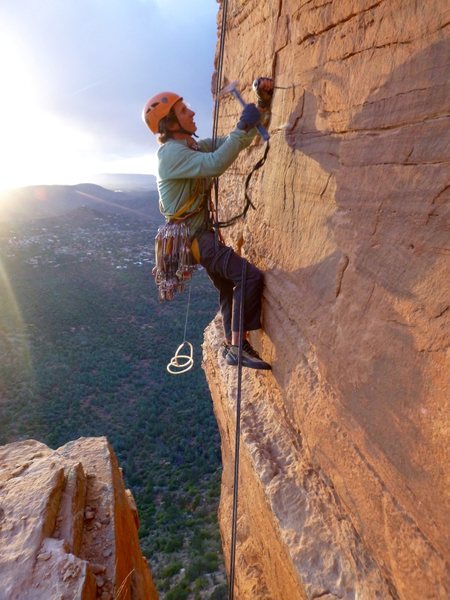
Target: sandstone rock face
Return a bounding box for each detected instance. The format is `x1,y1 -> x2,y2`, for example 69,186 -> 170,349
0,437 -> 158,600
203,1 -> 449,599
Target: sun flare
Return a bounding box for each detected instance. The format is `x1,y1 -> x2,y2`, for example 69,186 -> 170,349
0,29 -> 156,193
0,31 -> 98,190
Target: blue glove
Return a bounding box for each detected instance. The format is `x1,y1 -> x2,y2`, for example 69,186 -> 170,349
237,103 -> 261,131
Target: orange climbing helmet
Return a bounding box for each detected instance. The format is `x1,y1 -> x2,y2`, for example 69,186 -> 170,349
142,92 -> 182,133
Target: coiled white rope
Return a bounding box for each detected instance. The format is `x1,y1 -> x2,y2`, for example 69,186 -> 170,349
166,341 -> 194,375
166,282 -> 194,375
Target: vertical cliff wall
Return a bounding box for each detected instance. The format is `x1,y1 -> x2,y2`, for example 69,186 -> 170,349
203,1 -> 449,599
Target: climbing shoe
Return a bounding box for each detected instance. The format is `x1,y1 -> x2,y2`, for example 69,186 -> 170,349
242,340 -> 263,359
225,342 -> 271,370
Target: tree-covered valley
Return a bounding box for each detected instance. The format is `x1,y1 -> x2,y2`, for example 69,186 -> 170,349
0,183 -> 227,599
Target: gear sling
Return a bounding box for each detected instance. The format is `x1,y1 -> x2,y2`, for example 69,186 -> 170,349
153,178 -> 209,301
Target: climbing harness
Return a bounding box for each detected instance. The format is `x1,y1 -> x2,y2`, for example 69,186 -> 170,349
156,0 -> 271,592
157,182 -> 209,371
153,179 -> 209,301
166,282 -> 195,375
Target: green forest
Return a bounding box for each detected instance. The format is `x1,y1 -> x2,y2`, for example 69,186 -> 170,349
0,200 -> 228,599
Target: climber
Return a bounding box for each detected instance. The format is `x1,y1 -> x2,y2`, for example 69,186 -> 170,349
142,78 -> 274,370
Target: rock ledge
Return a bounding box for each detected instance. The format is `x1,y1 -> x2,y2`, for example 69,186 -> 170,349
0,437 -> 158,600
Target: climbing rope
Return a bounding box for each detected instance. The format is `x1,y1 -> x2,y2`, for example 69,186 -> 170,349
211,0 -> 229,249
211,6 -> 271,230
228,261 -> 246,600
166,282 -> 194,375
210,3 -> 246,598
210,2 -> 272,595
210,2 -> 240,596
214,141 -> 270,228
212,0 -> 228,150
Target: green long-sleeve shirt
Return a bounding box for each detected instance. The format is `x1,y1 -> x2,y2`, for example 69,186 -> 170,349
157,127 -> 256,239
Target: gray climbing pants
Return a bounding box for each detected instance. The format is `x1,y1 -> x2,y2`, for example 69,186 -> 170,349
197,231 -> 263,342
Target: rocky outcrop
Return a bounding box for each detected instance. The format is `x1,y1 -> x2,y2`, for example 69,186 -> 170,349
203,1 -> 449,599
0,437 -> 158,600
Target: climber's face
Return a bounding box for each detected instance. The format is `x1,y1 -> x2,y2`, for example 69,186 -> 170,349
172,100 -> 197,134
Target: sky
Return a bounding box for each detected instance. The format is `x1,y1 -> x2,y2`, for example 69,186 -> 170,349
0,0 -> 218,190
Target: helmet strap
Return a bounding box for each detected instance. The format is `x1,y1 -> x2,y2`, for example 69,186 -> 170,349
159,112 -> 198,140
171,112 -> 198,137
171,128 -> 198,137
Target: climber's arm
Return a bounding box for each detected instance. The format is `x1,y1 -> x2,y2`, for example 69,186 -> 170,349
158,128 -> 257,179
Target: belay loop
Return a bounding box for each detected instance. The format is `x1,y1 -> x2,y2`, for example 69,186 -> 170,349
153,221 -> 196,301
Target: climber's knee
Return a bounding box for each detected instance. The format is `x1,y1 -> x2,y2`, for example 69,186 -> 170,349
246,263 -> 264,290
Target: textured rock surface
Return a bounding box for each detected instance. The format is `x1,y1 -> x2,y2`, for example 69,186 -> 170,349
0,437 -> 158,600
203,1 -> 449,599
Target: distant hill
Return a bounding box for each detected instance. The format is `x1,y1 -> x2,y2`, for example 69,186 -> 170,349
0,181 -> 161,223
87,173 -> 157,192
